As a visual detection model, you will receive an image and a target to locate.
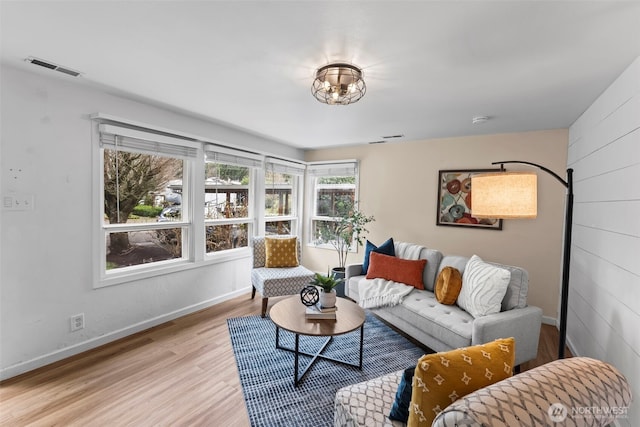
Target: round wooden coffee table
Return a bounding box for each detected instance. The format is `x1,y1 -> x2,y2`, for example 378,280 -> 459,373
270,296 -> 366,386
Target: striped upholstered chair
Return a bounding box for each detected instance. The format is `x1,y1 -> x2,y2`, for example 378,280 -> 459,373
250,236 -> 315,317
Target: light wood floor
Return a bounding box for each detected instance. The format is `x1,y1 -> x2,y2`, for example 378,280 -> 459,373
0,293 -> 570,427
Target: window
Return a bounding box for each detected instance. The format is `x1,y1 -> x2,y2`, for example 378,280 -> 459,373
307,161 -> 358,248
98,124 -> 198,282
95,116 -> 313,286
264,158 -> 305,236
204,145 -> 262,254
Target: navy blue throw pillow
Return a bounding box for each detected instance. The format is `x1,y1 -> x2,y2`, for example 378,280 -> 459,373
362,238 -> 395,275
389,366 -> 415,422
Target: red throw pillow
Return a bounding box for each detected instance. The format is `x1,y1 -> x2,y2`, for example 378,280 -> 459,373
366,252 -> 427,289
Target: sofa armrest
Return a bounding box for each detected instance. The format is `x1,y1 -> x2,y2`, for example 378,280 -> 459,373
344,264 -> 364,299
345,263 -> 364,281
471,305 -> 543,366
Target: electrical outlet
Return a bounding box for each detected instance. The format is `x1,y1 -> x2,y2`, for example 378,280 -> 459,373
70,313 -> 85,332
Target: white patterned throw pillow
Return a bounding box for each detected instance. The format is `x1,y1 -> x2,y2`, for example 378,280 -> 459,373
457,255 -> 511,318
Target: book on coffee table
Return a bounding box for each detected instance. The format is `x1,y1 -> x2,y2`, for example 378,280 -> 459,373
316,303 -> 337,312
305,303 -> 337,319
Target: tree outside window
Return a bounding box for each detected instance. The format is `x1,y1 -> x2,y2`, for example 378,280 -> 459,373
103,149 -> 184,269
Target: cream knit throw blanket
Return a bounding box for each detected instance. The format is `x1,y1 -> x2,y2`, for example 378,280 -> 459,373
358,242 -> 425,309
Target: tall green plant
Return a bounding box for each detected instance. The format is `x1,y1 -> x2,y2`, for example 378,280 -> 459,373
315,201 -> 375,269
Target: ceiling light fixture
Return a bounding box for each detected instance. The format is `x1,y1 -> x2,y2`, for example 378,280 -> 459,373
311,63 -> 366,105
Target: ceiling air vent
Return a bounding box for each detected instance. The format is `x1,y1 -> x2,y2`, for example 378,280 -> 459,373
25,57 -> 82,77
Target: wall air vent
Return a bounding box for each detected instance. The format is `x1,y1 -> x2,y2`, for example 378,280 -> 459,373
382,134 -> 404,139
25,57 -> 82,77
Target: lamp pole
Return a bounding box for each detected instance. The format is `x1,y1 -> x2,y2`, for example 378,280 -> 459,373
492,161 -> 574,359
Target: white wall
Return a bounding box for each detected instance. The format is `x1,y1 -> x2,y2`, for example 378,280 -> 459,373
0,64 -> 304,379
567,56 -> 639,427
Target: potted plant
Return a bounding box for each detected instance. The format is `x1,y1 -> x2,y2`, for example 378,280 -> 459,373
310,271 -> 341,308
315,201 -> 375,294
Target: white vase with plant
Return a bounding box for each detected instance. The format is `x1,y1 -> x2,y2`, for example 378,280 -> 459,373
310,271 -> 341,308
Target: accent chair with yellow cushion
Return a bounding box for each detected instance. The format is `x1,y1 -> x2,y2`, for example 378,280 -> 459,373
250,236 -> 314,317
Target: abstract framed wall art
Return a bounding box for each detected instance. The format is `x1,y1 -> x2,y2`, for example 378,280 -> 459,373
436,169 -> 503,230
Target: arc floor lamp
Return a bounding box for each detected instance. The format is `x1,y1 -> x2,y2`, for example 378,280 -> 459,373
471,161 -> 574,359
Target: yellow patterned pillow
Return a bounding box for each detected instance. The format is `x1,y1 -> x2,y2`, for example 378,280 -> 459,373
407,337 -> 515,427
265,237 -> 299,268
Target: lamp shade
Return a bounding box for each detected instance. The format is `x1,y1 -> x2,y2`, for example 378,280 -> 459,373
471,172 -> 537,219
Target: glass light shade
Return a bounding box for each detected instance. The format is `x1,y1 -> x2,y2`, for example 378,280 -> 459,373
471,172 -> 538,219
311,63 -> 366,105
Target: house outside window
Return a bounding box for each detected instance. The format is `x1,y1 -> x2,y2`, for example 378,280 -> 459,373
264,157 -> 305,236
204,146 -> 262,254
307,161 -> 358,248
98,124 -> 198,285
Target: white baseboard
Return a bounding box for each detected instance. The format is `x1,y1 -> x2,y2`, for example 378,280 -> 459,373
0,287 -> 251,381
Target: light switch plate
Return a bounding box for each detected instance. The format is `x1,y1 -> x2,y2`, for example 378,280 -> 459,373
2,194 -> 34,211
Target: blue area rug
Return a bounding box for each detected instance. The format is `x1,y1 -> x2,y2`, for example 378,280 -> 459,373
227,312 -> 429,427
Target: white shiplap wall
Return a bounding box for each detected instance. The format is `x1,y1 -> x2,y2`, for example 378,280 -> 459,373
568,56 -> 639,427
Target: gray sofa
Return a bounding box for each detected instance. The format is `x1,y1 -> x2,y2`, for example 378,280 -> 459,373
345,242 -> 543,366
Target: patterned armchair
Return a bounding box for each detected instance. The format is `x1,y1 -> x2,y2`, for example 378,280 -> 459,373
250,236 -> 315,317
334,357 -> 632,427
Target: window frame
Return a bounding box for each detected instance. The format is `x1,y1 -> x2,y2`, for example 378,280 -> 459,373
306,160 -> 359,251
94,122 -> 200,288
203,145 -> 262,258
264,157 -> 306,237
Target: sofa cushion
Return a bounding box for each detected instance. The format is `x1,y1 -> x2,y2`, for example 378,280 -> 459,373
265,236 -> 299,267
366,252 -> 427,289
399,290 -> 473,350
490,261 -> 529,311
438,255 -> 469,275
407,337 -> 515,427
251,266 -> 315,297
411,247 -> 443,292
435,267 -> 462,305
349,276 -> 474,350
457,255 -> 511,318
362,237 -> 395,274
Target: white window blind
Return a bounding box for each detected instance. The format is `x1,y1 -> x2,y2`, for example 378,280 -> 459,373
265,157 -> 306,176
205,145 -> 263,168
307,161 -> 358,177
99,124 -> 199,159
